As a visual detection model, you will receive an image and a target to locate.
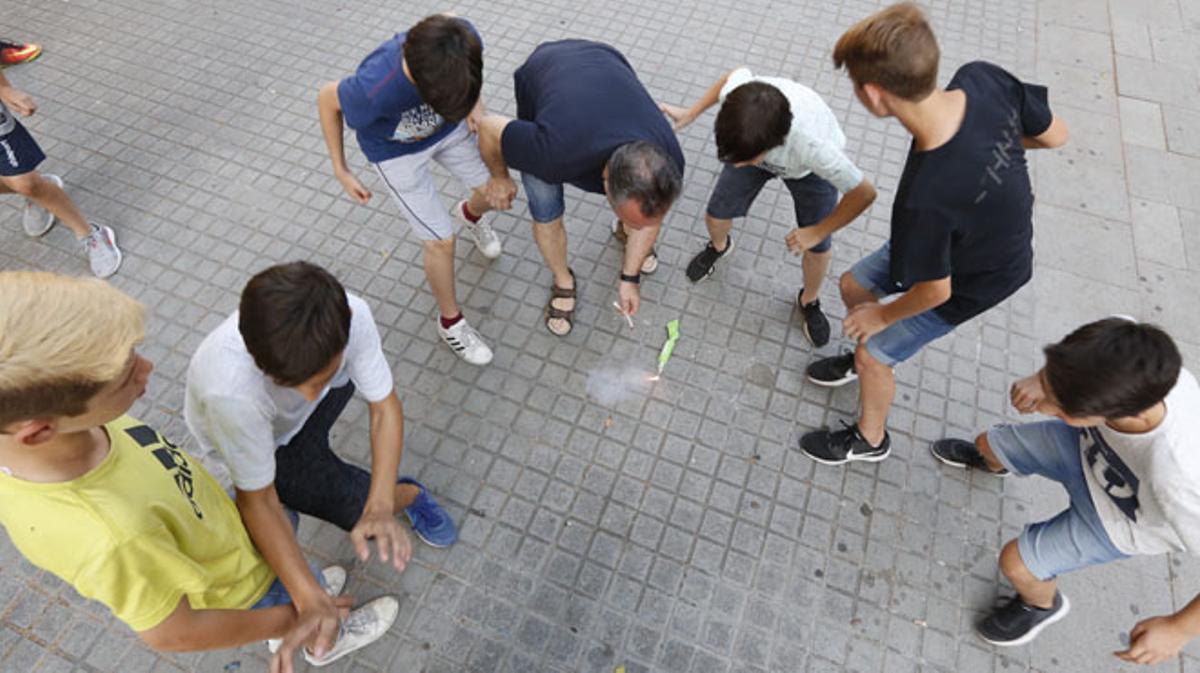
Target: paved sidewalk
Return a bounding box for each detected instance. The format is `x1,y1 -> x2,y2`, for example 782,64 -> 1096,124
0,0 -> 1197,672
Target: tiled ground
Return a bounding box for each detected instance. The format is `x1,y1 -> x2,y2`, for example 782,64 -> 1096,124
2,0 -> 1198,671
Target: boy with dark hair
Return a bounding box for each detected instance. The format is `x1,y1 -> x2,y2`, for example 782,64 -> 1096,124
318,13 -> 508,366
185,261 -> 457,661
0,271 -> 395,667
932,318 -> 1200,662
1,69 -> 122,277
661,67 -> 877,346
799,2 -> 1069,463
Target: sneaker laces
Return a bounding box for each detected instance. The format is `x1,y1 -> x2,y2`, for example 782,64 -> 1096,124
408,490 -> 447,528
340,607 -> 377,637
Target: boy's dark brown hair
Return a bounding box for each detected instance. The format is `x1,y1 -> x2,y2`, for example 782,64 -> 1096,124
715,82 -> 792,164
239,262 -> 352,387
832,2 -> 940,101
404,15 -> 483,123
1044,318 -> 1181,419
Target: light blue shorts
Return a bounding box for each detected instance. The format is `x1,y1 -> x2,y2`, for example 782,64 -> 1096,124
520,171 -> 566,223
849,242 -> 956,367
988,421 -> 1129,580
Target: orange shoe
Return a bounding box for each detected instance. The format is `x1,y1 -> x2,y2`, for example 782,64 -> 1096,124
0,40 -> 42,67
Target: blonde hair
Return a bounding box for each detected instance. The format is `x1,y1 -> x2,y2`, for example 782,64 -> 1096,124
832,2 -> 940,101
0,271 -> 145,426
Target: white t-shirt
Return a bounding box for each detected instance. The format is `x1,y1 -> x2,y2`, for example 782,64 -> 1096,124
1083,368 -> 1200,556
184,293 -> 394,491
718,68 -> 864,193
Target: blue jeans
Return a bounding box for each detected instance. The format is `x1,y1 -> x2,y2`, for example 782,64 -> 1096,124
520,171 -> 566,223
849,242 -> 956,366
988,421 -> 1129,580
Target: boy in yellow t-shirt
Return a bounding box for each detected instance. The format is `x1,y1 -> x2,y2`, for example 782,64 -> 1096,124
0,271 -> 395,668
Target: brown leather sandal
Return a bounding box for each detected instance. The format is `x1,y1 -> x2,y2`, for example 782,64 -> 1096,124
546,269 -> 577,337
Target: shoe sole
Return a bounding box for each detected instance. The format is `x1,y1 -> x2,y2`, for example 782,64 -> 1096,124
806,371 -> 858,388
929,441 -> 1010,476
799,445 -> 891,466
406,511 -> 454,548
977,594 -> 1071,647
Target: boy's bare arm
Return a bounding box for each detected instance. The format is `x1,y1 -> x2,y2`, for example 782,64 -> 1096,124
350,391 -> 411,571
139,597 -> 294,652
1023,115 -> 1068,149
1116,592 -> 1200,665
0,71 -> 36,117
317,82 -> 371,203
236,485 -> 341,655
786,179 -> 877,254
476,114 -> 516,209
659,67 -> 741,130
844,277 -> 951,343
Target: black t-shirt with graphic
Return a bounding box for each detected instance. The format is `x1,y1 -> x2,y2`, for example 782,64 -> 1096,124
888,61 -> 1053,325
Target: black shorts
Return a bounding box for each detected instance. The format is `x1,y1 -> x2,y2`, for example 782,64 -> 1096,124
706,164 -> 837,253
0,120 -> 46,177
273,383 -> 372,531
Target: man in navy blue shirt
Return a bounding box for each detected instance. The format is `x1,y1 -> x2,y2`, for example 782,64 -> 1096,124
477,40 -> 684,336
318,15 -> 513,366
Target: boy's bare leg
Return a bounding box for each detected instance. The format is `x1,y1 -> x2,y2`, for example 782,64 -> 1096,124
839,270 -> 877,311
705,212 -> 733,251
466,187 -> 492,218
392,483 -> 420,511
854,344 -> 894,446
423,238 -> 460,319
0,172 -> 91,237
999,539 -> 1057,609
973,432 -> 1009,472
800,249 -> 832,305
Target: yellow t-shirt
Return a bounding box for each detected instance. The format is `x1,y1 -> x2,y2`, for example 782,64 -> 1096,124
0,415 -> 276,631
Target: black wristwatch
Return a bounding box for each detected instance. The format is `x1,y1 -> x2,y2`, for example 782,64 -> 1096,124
620,272 -> 641,285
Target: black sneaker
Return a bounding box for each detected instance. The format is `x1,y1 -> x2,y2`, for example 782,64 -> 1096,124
797,291 -> 831,347
977,592 -> 1070,646
931,438 -> 1009,475
799,421 -> 891,465
806,352 -> 857,387
686,237 -> 734,282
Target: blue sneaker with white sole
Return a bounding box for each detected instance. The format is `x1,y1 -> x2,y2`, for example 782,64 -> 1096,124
399,477 -> 457,547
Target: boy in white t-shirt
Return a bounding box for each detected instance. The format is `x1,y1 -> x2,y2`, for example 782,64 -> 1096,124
932,318 -> 1200,662
185,261 -> 457,664
660,67 -> 876,346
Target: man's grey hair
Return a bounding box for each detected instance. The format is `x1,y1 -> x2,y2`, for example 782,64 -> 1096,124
607,141 -> 682,218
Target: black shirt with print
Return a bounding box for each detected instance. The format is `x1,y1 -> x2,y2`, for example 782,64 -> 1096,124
888,61 -> 1053,325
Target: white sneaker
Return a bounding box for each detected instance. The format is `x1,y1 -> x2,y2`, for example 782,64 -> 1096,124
453,200 -> 501,259
22,173 -> 62,237
610,218 -> 658,274
438,317 -> 494,365
80,223 -> 123,278
267,566 -> 348,654
305,596 -> 399,667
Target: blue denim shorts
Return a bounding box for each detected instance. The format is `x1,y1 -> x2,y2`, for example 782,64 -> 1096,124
988,421 -> 1129,580
706,164 -> 836,253
849,242 -> 956,366
521,171 -> 566,223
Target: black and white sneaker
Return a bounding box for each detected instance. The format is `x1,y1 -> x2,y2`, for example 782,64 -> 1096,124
799,421 -> 891,465
797,290 -> 831,347
437,317 -> 493,366
685,237 -> 733,282
977,592 -> 1070,647
806,352 -> 857,387
931,438 -> 1009,475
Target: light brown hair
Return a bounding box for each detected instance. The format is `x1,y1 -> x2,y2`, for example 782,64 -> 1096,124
832,2 -> 940,101
0,271 -> 145,427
